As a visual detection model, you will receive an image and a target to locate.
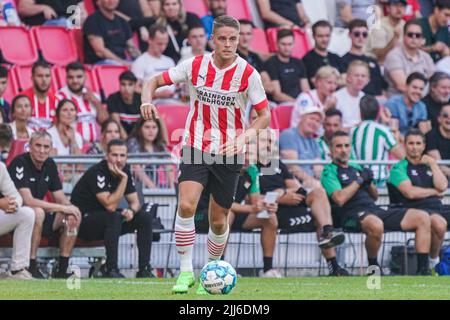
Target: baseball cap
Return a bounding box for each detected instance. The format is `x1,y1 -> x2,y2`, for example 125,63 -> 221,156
300,105 -> 324,119
388,0 -> 407,5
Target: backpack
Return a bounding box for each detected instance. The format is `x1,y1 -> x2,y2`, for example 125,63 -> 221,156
435,246 -> 450,276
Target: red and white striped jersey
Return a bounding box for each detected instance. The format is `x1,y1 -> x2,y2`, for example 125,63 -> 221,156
57,86 -> 100,143
162,53 -> 268,154
22,88 -> 58,131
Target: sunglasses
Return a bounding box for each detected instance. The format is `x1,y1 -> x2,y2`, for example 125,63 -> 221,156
352,31 -> 368,38
441,112 -> 450,118
406,32 -> 422,39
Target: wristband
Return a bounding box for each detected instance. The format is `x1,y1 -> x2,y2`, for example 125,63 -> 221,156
140,102 -> 153,108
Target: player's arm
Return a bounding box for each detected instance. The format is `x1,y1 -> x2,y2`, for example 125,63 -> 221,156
423,155 -> 448,192
140,73 -> 167,120
395,180 -> 441,200
367,183 -> 379,201
125,192 -> 141,214
427,149 -> 450,178
18,188 -> 69,213
96,177 -> 128,213
330,182 -> 360,207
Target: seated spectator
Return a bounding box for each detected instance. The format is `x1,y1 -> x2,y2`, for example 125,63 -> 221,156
18,0 -> 86,27
279,105 -> 323,184
384,19 -> 435,97
8,131 -> 82,279
334,0 -> 377,28
202,0 -> 227,41
342,19 -> 387,98
323,131 -> 436,275
385,72 -> 429,136
237,19 -> 264,72
366,0 -> 406,64
389,129 -> 449,273
335,60 -> 369,130
0,124 -> 35,280
318,109 -> 343,160
107,71 -> 142,140
0,65 -> 10,122
426,104 -> 450,178
0,0 -> 21,26
47,99 -> 83,156
418,0 -> 450,62
263,28 -> 309,103
83,0 -> 140,65
423,72 -> 450,129
57,62 -> 108,144
21,61 -> 58,131
127,118 -> 173,189
87,118 -> 121,155
179,24 -> 209,63
302,21 -> 346,89
257,0 -> 311,29
291,66 -> 339,128
152,0 -> 202,63
131,24 -> 176,100
71,139 -> 154,278
351,95 -> 404,187
9,95 -> 34,140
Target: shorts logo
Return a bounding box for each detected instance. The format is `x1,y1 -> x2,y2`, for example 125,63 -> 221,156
289,215 -> 312,226
97,175 -> 106,189
15,166 -> 24,180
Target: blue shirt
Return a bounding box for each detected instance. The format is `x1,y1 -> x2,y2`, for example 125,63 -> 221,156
385,95 -> 428,136
279,127 -> 321,177
201,15 -> 214,40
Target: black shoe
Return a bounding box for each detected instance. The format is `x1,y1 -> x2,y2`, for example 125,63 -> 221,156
319,230 -> 346,249
100,265 -> 125,278
27,265 -> 47,279
329,266 -> 350,277
136,268 -> 155,278
53,269 -> 74,279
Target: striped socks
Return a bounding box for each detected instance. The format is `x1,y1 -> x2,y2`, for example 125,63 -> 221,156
175,214 -> 196,272
207,226 -> 229,261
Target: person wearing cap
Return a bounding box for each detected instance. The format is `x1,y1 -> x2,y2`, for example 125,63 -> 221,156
366,0 -> 407,64
279,105 -> 324,186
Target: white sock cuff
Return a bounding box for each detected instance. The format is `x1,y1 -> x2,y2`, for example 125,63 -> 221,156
208,225 -> 229,242
175,213 -> 195,229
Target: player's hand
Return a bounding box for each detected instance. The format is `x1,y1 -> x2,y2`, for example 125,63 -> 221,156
114,164 -> 129,180
121,208 -> 134,222
140,102 -> 159,121
360,167 -> 374,186
263,202 -> 278,214
282,191 -> 305,206
219,134 -> 246,156
63,205 -> 82,222
251,199 -> 264,214
420,155 -> 436,166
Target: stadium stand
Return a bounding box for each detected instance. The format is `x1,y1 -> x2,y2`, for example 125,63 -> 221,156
13,65 -> 58,93
156,104 -> 190,148
94,65 -> 130,101
272,104 -> 294,131
182,0 -> 208,16
53,65 -> 100,93
0,26 -> 38,66
266,27 -> 312,59
226,0 -> 252,20
250,28 -> 270,54
2,65 -> 19,103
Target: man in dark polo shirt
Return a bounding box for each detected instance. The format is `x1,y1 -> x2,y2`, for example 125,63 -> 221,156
321,131 -> 434,275
237,19 -> 264,72
426,104 -> 450,178
8,131 -> 82,279
263,28 -> 309,103
83,0 -> 140,65
422,72 -> 450,129
389,129 -> 449,271
71,139 -> 153,278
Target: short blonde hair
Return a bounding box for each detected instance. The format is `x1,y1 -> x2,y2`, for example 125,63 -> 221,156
346,60 -> 370,75
213,15 -> 240,34
315,65 -> 340,80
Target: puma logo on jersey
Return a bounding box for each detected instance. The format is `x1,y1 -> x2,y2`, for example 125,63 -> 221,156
15,166 -> 24,180
97,175 -> 105,189
198,74 -> 205,80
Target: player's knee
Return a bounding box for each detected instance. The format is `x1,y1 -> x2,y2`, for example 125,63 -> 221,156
431,215 -> 447,236
266,215 -> 278,230
210,220 -> 227,233
178,201 -> 197,216
364,216 -> 384,237
414,210 -> 431,230
33,207 -> 45,226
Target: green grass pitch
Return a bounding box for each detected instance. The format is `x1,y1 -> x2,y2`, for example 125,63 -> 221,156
0,277 -> 449,300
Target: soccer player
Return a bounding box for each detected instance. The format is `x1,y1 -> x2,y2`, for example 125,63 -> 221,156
140,15 -> 271,294
388,129 -> 449,271
321,131 -> 433,275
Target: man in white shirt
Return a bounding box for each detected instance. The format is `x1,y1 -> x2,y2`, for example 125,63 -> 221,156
179,25 -> 210,63
335,60 -> 369,130
132,24 -> 176,100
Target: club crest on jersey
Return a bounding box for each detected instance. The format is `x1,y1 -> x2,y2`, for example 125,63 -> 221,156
341,174 -> 349,181
410,169 -> 418,176
15,166 -> 24,180
97,175 -> 105,189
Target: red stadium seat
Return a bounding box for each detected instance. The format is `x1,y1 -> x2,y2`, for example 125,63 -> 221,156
6,139 -> 29,166
0,26 -> 38,66
272,104 -> 294,131
2,65 -> 19,104
250,28 -> 270,54
84,0 -> 96,15
70,28 -> 85,63
94,65 -> 129,100
156,104 -> 190,147
226,0 -> 251,20
54,65 -> 100,93
32,26 -> 79,66
269,108 -> 280,129
266,27 -> 312,59
14,65 -> 59,93
182,0 -> 208,16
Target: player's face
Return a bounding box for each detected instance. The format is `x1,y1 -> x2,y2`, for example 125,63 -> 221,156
431,78 -> 450,103
212,26 -> 239,61
313,26 -> 331,51
107,145 -> 128,170
350,26 -> 368,49
317,75 -> 338,96
406,79 -> 425,103
388,3 -> 406,19
30,136 -> 52,164
0,77 -> 7,95
188,28 -> 207,52
32,67 -> 51,94
163,0 -> 181,20
438,106 -> 450,131
277,36 -> 294,58
103,122 -> 120,145
405,135 -> 425,159
331,136 -> 351,164
347,66 -> 369,92
12,97 -> 32,122
324,115 -> 341,139
238,24 -> 253,50
58,101 -> 77,126
300,113 -> 322,136
141,120 -> 159,143
67,69 -> 86,94
119,80 -> 136,101
209,0 -> 227,17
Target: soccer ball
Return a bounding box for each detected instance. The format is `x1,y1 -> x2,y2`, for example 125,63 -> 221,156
200,260 -> 237,295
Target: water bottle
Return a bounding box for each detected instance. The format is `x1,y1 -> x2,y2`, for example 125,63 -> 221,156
2,1 -> 20,26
